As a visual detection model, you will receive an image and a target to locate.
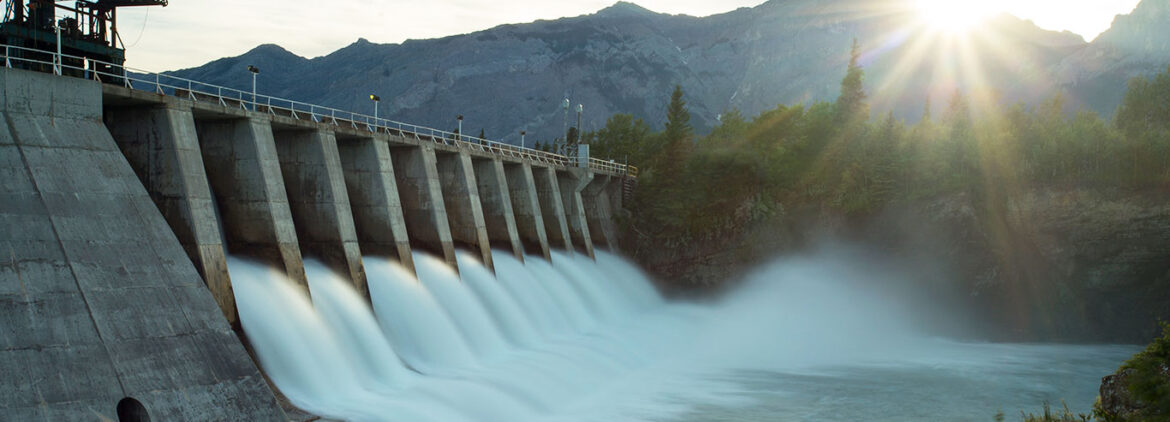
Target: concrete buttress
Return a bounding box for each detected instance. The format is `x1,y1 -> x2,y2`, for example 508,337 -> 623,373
473,157 -> 525,261
103,101 -> 237,325
560,169 -> 595,258
391,145 -> 457,267
533,165 -> 572,252
273,128 -> 369,299
194,116 -> 308,290
581,174 -> 618,251
336,135 -> 415,275
504,162 -> 551,260
436,150 -> 494,272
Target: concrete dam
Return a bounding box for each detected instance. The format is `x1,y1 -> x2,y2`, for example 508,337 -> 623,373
1,55 -> 634,420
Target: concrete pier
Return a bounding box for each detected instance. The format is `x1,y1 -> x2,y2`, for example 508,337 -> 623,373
474,158 -> 525,261
559,170 -> 595,258
272,128 -> 368,298
504,162 -> 551,260
195,116 -> 307,289
436,151 -> 494,271
581,174 -> 618,251
336,135 -> 415,274
103,101 -> 237,324
533,166 -> 573,252
391,145 -> 457,267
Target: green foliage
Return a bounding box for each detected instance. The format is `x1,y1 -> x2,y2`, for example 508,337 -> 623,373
1116,66 -> 1170,138
589,113 -> 655,167
1116,322 -> 1170,418
613,44 -> 1170,250
664,84 -> 693,143
835,38 -> 869,125
567,126 -> 580,144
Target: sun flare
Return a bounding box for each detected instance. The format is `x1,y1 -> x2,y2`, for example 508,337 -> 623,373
914,0 -> 1003,33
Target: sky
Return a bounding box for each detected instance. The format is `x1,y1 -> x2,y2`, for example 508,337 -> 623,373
109,0 -> 1143,71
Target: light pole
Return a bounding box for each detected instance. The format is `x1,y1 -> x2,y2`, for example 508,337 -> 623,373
561,98 -> 570,153
456,115 -> 463,141
575,104 -> 583,143
54,23 -> 61,75
369,94 -> 380,125
520,130 -> 526,147
247,65 -> 259,111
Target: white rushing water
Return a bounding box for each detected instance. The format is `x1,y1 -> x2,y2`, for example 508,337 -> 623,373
228,249 -> 1137,421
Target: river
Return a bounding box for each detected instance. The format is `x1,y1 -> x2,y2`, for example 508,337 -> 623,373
227,248 -> 1136,421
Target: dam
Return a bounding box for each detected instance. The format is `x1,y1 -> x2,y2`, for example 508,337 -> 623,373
0,42 -> 634,420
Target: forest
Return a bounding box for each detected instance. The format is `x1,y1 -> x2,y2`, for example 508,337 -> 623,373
584,40 -> 1170,249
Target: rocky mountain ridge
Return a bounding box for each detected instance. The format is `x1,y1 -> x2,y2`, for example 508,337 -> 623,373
167,0 -> 1170,147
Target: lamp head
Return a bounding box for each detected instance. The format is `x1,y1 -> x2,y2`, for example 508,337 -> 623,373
247,65 -> 259,74
370,94 -> 381,102
457,115 -> 464,121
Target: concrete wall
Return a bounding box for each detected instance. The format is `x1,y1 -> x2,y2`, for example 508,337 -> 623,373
559,170 -> 594,258
335,135 -> 415,274
435,151 -> 494,271
103,101 -> 236,325
504,162 -> 550,260
474,158 -> 525,261
273,128 -> 368,298
0,68 -> 285,420
390,144 -> 456,266
195,116 -> 307,290
533,166 -> 572,252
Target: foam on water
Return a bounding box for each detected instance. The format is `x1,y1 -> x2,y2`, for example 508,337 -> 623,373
229,247 -> 1134,421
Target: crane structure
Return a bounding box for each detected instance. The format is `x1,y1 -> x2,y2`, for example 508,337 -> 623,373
1,0 -> 167,77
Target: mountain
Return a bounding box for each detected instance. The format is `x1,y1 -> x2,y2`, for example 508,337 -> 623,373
165,0 -> 1168,146
1057,0 -> 1170,115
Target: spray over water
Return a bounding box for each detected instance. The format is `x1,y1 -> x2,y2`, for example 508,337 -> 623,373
230,247 -> 1134,421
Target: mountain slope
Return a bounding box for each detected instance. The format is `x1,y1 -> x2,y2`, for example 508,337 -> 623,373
1058,0 -> 1170,116
165,0 -> 1165,146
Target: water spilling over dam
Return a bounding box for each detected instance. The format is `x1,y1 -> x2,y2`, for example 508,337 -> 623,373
229,248 -> 1136,421
0,40 -> 1140,421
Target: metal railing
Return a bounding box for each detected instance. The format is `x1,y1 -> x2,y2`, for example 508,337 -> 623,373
0,42 -> 639,176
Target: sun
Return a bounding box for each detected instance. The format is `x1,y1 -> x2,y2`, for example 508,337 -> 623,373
914,0 -> 1003,33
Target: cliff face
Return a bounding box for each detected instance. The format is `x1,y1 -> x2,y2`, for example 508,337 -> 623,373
631,187 -> 1170,343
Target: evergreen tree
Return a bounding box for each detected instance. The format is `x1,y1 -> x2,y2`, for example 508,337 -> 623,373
478,128 -> 486,140
835,38 -> 869,125
567,127 -> 580,144
664,84 -> 693,143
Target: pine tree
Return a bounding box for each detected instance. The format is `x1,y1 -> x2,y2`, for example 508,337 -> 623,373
664,84 -> 693,143
835,38 -> 869,125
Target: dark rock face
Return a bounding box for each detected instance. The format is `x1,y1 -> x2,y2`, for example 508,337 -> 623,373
1097,364 -> 1170,420
1099,369 -> 1144,420
163,0 -> 1167,149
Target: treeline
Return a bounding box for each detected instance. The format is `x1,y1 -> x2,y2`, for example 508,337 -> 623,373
585,40 -> 1170,243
